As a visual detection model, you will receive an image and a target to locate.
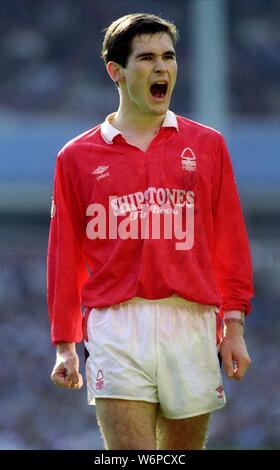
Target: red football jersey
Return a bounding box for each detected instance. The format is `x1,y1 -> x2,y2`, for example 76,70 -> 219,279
47,111 -> 254,344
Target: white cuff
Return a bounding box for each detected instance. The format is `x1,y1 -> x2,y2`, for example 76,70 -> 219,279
224,311 -> 244,321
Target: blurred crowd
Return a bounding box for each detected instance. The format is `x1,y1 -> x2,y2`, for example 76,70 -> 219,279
229,0 -> 280,115
0,0 -> 280,118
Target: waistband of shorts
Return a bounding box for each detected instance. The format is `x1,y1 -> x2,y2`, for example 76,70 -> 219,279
119,295 -> 218,312
122,294 -> 183,305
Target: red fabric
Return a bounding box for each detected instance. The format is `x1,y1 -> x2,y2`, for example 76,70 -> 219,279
47,115 -> 254,344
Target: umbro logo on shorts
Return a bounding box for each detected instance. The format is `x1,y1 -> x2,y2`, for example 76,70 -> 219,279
180,148 -> 196,172
216,385 -> 224,399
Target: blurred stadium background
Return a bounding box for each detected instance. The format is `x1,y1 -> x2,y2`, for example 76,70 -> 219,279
0,0 -> 279,450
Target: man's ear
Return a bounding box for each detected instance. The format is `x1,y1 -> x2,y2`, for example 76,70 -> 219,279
106,62 -> 125,84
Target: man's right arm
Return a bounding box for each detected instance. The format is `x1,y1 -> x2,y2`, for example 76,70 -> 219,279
51,342 -> 83,389
48,151 -> 88,388
47,151 -> 88,345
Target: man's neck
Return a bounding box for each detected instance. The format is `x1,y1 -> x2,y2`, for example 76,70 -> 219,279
111,105 -> 166,138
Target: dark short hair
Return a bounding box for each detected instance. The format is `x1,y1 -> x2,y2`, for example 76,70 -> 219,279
102,13 -> 178,67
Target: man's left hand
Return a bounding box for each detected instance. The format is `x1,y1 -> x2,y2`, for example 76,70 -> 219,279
219,322 -> 251,381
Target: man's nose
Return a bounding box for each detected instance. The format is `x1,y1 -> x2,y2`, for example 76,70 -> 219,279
154,57 -> 167,72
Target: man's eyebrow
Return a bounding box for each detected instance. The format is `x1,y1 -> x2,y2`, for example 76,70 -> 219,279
135,50 -> 176,59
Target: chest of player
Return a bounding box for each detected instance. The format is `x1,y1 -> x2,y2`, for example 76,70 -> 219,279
73,135 -> 213,212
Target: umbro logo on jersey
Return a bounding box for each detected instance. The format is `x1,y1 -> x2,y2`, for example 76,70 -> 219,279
180,148 -> 196,172
92,165 -> 110,181
92,166 -> 109,175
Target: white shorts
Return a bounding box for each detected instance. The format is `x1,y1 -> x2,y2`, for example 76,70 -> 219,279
84,296 -> 226,419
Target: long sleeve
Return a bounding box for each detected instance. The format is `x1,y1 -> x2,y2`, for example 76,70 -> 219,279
211,135 -> 254,316
47,151 -> 89,344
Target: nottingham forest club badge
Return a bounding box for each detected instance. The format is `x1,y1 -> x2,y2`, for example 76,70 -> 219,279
180,147 -> 197,172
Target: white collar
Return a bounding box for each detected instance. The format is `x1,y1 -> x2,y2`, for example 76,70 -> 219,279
100,110 -> 178,144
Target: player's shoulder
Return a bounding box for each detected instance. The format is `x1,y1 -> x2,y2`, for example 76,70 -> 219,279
176,115 -> 223,140
60,123 -> 102,154
55,123 -> 105,168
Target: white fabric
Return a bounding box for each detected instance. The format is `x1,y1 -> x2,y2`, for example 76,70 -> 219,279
84,296 -> 226,419
100,110 -> 178,144
224,311 -> 244,320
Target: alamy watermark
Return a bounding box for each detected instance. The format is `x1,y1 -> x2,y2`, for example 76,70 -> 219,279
86,187 -> 195,251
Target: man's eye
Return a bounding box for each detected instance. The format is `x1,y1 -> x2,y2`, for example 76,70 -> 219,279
141,56 -> 152,61
164,54 -> 175,60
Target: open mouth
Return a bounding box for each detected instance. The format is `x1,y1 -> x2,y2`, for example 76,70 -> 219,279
150,83 -> 168,99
